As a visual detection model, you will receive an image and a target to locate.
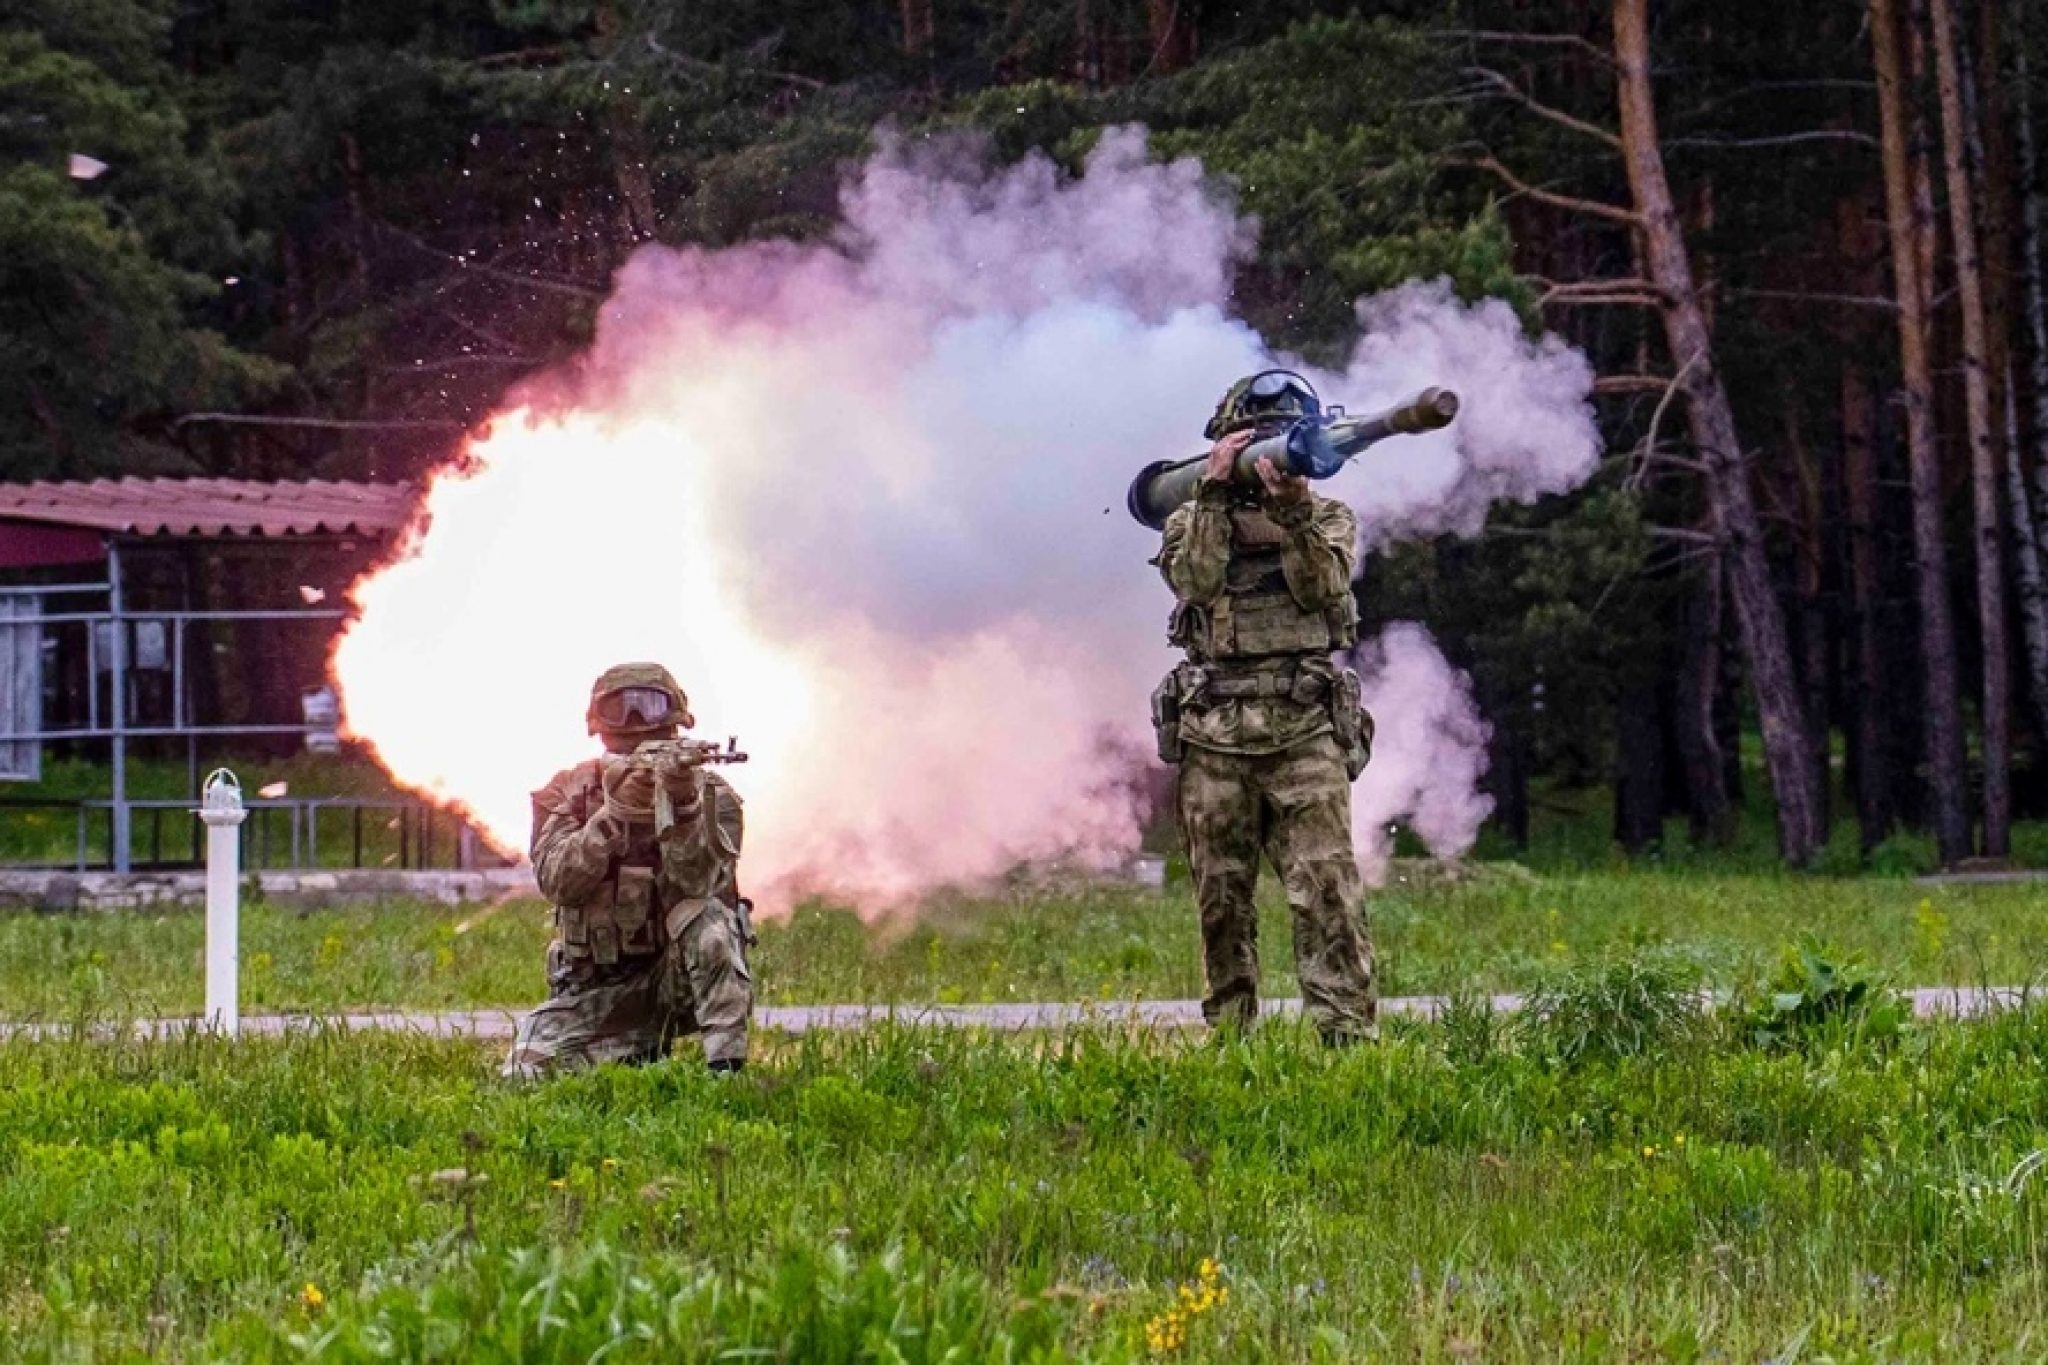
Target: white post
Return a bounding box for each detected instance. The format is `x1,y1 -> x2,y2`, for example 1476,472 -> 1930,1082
198,769 -> 247,1035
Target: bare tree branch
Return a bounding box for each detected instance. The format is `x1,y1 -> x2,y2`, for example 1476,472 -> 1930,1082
372,221 -> 607,301
1463,66 -> 1623,148
1428,28 -> 1616,67
1627,350 -> 1705,493
1648,524 -> 1720,544
1594,373 -> 1677,394
645,32 -> 826,90
1728,287 -> 1899,311
1547,293 -> 1664,308
1667,130 -> 1879,150
1453,154 -> 1643,225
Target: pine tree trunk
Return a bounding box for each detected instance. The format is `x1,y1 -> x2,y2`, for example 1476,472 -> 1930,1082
1489,722 -> 1531,851
1615,680 -> 1666,853
1145,0 -> 1194,74
1842,359 -> 1893,849
1675,567 -> 1733,844
1868,0 -> 1971,865
901,0 -> 935,58
2000,378 -> 2048,743
1787,395 -> 1834,832
2015,50 -> 2048,633
1929,0 -> 2012,858
1612,0 -> 1822,865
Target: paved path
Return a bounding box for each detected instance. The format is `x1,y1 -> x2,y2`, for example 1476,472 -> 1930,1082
4,986 -> 2039,1043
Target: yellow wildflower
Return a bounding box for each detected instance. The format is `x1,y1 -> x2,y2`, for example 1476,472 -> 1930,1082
300,1282 -> 325,1311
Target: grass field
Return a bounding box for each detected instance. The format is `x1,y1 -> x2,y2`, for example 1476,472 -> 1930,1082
7,1001 -> 2048,1361
12,754 -> 2048,1357
7,870 -> 2048,1020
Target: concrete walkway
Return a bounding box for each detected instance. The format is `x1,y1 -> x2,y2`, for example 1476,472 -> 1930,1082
4,986 -> 2038,1044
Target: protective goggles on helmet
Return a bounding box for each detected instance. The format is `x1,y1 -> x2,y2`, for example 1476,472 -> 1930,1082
590,686 -> 679,730
1244,370 -> 1319,411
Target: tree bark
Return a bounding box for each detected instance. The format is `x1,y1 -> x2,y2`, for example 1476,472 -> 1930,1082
1614,680 -> 1666,853
1972,26 -> 2048,751
1611,0 -> 1823,865
1868,0 -> 1971,865
1674,565 -> 1733,844
1490,721 -> 1531,851
2018,48 -> 2048,539
1842,358 -> 1892,849
900,0 -> 935,58
1145,0 -> 1194,74
1786,393 -> 1834,832
2000,378 -> 2048,744
1928,0 -> 2012,858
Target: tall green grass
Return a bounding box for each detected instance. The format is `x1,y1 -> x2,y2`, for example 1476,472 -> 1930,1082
7,1010 -> 2048,1359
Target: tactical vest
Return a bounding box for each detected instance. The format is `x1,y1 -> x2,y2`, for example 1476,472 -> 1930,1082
1175,507 -> 1357,663
543,762 -> 743,967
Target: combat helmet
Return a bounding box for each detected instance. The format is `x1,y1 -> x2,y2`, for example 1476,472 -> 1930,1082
586,661 -> 694,738
1203,369 -> 1322,440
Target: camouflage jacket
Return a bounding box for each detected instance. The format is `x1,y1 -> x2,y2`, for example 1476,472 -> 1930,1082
1156,477 -> 1359,756
529,760 -> 744,966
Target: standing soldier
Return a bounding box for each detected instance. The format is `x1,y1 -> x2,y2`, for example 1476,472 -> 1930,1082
502,662 -> 754,1077
1152,372 -> 1378,1044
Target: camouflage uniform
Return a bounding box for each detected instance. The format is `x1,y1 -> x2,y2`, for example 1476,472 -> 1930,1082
503,666 -> 754,1077
1155,475 -> 1377,1042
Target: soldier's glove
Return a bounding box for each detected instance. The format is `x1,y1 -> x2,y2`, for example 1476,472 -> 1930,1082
600,760 -> 659,823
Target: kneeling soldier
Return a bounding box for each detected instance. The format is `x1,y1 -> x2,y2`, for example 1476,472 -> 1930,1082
502,662 -> 754,1077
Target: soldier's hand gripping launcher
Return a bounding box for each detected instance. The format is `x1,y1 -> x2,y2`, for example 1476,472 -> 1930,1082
1125,387 -> 1461,531
609,736 -> 748,836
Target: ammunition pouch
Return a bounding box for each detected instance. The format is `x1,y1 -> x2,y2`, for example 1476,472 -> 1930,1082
1150,670 -> 1186,765
1331,666 -> 1373,780
556,860 -> 662,967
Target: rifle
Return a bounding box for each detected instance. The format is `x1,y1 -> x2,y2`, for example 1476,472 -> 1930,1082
607,736 -> 748,836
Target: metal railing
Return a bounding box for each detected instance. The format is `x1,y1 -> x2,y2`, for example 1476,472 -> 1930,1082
0,795 -> 500,873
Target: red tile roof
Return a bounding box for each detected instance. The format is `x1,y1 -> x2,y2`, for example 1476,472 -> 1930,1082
0,478 -> 418,538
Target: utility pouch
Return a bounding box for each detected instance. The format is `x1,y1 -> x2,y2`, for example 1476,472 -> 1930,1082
613,864 -> 657,955
1150,671 -> 1185,765
1332,666 -> 1374,780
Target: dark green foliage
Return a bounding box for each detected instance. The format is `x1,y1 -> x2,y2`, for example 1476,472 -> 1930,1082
1744,937 -> 1909,1051
0,16 -> 278,476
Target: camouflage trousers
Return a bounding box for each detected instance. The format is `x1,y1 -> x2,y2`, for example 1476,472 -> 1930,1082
1177,734 -> 1377,1042
502,898 -> 753,1077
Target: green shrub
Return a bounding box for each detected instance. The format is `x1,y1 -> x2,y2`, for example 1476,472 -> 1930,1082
1743,937 -> 1907,1051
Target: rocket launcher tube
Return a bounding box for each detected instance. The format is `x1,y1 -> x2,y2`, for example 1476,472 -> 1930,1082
1125,387 -> 1460,531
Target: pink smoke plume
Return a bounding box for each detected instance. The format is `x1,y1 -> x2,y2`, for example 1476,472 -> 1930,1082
332,127 -> 1598,910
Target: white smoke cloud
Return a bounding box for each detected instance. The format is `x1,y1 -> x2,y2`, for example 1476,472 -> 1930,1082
1352,623 -> 1498,879
333,126 -> 1598,909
